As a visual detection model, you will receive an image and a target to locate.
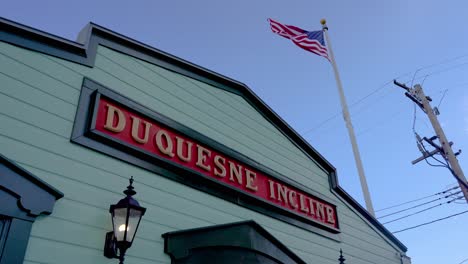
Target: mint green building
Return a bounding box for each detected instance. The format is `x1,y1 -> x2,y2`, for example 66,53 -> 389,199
0,17 -> 411,264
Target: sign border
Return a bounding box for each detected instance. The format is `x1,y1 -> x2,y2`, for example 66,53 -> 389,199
71,78 -> 341,238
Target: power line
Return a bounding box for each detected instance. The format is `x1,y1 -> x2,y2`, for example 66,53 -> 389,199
437,89 -> 449,108
400,53 -> 468,84
354,109 -> 403,137
377,191 -> 461,219
302,112 -> 340,135
375,186 -> 459,212
392,209 -> 468,234
302,80 -> 394,136
302,54 -> 468,136
403,60 -> 468,85
382,196 -> 463,225
419,141 -> 468,191
301,83 -> 394,135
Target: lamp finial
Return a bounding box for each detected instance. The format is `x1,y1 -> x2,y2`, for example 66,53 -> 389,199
123,176 -> 136,196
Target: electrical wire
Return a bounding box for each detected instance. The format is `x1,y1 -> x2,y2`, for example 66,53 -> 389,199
377,191 -> 461,219
349,80 -> 393,108
301,80 -> 394,136
420,75 -> 429,86
447,184 -> 467,204
420,142 -> 468,190
392,209 -> 468,234
353,109 -> 404,137
419,140 -> 452,169
382,196 -> 463,224
375,186 -> 459,212
415,61 -> 468,82
302,54 -> 468,136
424,158 -> 450,168
437,89 -> 448,108
431,152 -> 450,167
301,112 -> 340,135
404,54 -> 468,83
410,68 -> 421,89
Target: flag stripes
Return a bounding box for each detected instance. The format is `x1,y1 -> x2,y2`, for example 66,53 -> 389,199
268,18 -> 329,60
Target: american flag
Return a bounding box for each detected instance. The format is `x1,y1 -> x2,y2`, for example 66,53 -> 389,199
268,18 -> 329,60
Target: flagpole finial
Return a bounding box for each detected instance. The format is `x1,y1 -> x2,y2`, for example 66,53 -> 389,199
320,19 -> 328,30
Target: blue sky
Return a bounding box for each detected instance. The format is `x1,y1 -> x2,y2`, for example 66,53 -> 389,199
2,1 -> 467,263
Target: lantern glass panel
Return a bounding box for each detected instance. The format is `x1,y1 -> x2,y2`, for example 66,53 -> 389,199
125,208 -> 143,242
112,208 -> 128,242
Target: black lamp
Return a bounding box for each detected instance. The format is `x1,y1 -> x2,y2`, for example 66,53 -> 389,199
104,177 -> 146,264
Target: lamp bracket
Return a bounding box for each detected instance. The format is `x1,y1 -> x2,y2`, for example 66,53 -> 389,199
104,231 -> 118,259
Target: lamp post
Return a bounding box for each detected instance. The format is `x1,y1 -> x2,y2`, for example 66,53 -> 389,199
104,177 -> 146,264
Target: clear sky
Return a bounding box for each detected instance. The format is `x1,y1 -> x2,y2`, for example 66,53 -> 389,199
2,1 -> 467,263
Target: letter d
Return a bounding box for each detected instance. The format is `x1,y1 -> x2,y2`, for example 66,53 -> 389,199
104,104 -> 126,132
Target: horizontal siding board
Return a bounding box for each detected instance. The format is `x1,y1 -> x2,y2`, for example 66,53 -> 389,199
97,47 -> 330,184
340,211 -> 395,247
0,131 -> 400,264
24,236 -> 163,264
0,95 -> 73,137
124,54 -> 320,172
0,41 -> 404,264
4,41 -> 335,199
0,50 -> 80,104
102,46 -> 317,160
12,153 -> 214,230
48,198 -> 176,237
0,42 -> 84,89
0,110 -> 402,260
0,93 -> 398,250
1,40 -> 334,199
30,217 -> 168,262
0,72 -> 76,119
93,52 -> 332,190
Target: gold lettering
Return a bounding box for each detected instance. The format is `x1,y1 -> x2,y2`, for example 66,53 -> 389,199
196,145 -> 211,171
213,155 -> 226,177
104,104 -> 126,132
299,194 -> 309,213
228,161 -> 242,184
316,203 -> 326,220
268,180 -> 276,199
155,129 -> 175,157
175,136 -> 192,162
130,116 -> 151,144
326,206 -> 336,224
245,169 -> 258,191
288,190 -> 298,209
277,184 -> 288,203
309,199 -> 316,218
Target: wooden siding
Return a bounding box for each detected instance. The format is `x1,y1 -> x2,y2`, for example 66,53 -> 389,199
0,41 -> 403,264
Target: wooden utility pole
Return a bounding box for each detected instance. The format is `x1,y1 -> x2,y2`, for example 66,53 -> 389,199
394,80 -> 468,203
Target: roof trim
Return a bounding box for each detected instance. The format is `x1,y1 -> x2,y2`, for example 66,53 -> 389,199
0,16 -> 406,251
0,153 -> 63,217
0,154 -> 64,200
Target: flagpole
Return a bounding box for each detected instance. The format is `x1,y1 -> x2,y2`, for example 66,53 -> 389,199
320,19 -> 375,216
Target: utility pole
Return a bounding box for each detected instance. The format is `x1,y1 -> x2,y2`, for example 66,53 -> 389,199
394,80 -> 468,203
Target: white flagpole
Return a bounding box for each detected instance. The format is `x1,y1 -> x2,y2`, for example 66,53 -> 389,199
320,19 -> 375,216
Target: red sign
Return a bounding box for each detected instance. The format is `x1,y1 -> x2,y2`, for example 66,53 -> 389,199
95,97 -> 338,230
